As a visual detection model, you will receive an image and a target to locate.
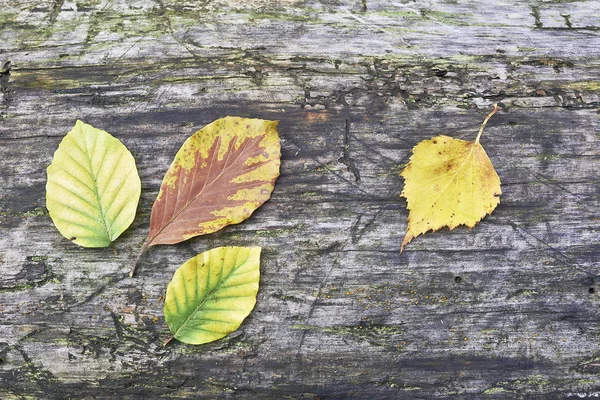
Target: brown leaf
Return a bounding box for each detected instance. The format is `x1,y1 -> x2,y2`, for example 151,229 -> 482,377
130,117 -> 280,276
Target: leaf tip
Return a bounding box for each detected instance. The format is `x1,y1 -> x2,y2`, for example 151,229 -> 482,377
73,119 -> 89,131
400,234 -> 412,254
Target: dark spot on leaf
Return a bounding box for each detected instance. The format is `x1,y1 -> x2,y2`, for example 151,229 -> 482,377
70,237 -> 77,241
432,140 -> 437,144
438,152 -> 441,155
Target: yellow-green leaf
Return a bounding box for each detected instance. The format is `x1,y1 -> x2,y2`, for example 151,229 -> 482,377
164,246 -> 261,345
46,120 -> 141,247
400,105 -> 501,252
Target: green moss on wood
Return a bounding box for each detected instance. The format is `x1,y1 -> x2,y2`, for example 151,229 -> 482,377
483,386 -> 511,395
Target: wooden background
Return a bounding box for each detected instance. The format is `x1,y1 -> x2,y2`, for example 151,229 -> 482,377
1,0 -> 599,398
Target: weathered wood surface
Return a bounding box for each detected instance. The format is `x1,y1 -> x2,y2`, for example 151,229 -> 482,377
1,0 -> 599,398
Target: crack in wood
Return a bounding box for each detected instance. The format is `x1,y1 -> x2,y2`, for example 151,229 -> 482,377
338,119 -> 361,182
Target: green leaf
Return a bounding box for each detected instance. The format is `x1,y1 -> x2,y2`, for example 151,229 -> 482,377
164,246 -> 261,345
46,120 -> 141,247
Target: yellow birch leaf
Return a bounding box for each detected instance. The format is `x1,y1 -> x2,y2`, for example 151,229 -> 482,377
400,105 -> 501,252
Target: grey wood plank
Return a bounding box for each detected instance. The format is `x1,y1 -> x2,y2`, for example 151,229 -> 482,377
0,0 -> 599,398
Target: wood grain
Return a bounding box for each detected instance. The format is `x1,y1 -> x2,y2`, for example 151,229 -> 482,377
0,0 -> 599,398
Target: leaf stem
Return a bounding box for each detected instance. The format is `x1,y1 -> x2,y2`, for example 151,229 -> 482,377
475,103 -> 499,144
129,240 -> 149,278
163,336 -> 174,347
